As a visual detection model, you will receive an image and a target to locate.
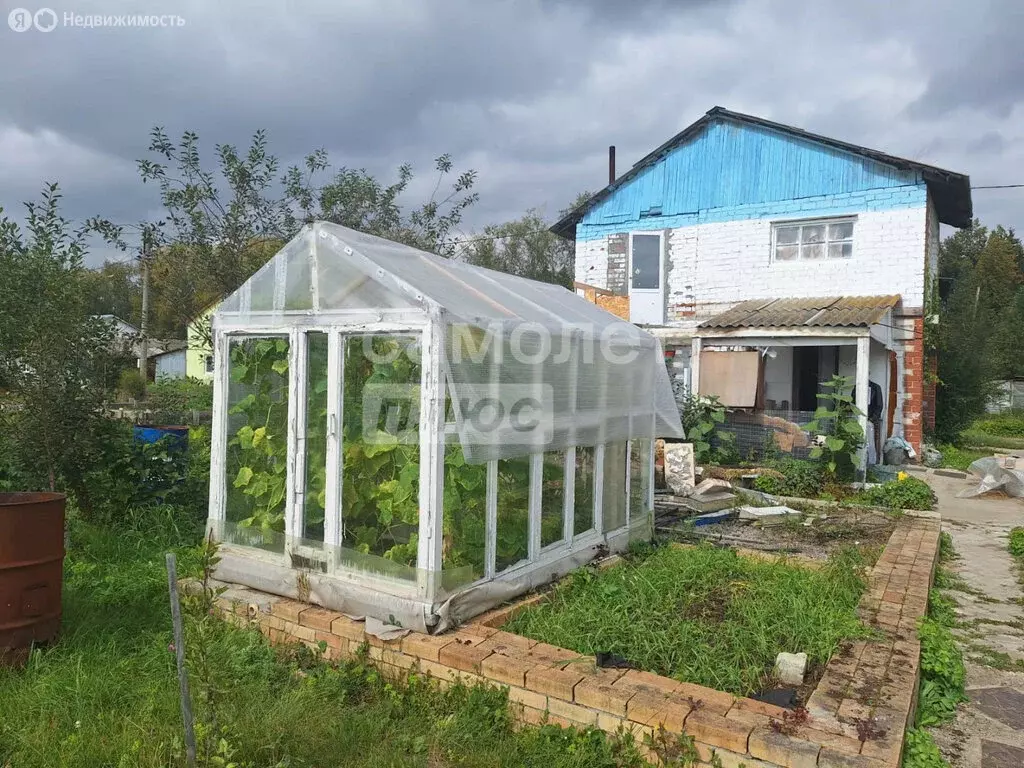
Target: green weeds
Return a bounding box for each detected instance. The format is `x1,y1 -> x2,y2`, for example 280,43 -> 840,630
0,507 -> 656,768
901,728 -> 948,768
504,543 -> 870,696
849,476 -> 936,511
1009,527 -> 1024,559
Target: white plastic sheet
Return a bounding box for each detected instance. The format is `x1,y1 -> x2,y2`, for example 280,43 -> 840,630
957,457 -> 1024,499
215,222 -> 685,462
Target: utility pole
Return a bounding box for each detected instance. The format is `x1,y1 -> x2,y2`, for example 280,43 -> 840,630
138,227 -> 152,390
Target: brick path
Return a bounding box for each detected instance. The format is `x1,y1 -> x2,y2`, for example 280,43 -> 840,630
921,473 -> 1024,768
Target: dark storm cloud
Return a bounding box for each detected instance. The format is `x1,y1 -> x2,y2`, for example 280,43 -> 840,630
908,1 -> 1024,119
1,0 -> 1023,269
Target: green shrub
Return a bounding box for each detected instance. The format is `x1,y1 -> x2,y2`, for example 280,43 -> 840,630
680,393 -> 736,465
973,409 -> 1024,438
804,374 -> 865,481
851,476 -> 936,510
901,728 -> 949,767
753,458 -> 825,499
117,368 -> 147,400
146,376 -> 213,412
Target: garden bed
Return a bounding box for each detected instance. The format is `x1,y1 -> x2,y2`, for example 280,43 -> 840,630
667,505 -> 898,562
501,543 -> 871,699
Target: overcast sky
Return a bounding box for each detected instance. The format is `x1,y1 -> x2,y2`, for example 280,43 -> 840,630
2,0 -> 1023,266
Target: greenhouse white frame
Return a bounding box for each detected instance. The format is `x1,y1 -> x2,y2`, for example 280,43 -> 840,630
207,222 -> 683,632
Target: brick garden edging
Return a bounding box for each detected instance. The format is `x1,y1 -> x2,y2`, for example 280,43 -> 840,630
212,515 -> 941,767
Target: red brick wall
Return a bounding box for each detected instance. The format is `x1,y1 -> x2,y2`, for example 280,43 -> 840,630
903,318 -> 925,456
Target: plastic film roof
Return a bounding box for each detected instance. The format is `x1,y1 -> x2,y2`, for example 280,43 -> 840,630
216,222 -> 684,459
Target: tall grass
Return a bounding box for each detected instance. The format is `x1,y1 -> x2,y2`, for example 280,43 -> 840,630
505,544 -> 870,696
0,507 -> 652,767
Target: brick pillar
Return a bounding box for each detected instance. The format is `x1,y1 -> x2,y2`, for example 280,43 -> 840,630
902,318 -> 925,457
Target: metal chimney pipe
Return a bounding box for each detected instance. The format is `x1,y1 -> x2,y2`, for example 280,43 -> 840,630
608,145 -> 616,184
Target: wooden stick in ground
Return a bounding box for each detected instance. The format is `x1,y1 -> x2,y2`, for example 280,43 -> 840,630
165,553 -> 197,767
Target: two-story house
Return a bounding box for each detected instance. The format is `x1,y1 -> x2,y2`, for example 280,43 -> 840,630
553,107 -> 973,463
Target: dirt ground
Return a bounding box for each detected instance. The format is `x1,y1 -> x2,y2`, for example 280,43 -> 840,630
921,469 -> 1024,768
657,505 -> 898,562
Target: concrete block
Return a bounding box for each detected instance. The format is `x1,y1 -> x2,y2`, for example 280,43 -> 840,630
774,652 -> 808,686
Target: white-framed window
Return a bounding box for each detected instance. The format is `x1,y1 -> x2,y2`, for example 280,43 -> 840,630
772,217 -> 855,262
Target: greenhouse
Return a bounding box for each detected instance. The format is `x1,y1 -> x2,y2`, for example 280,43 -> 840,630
207,222 -> 683,632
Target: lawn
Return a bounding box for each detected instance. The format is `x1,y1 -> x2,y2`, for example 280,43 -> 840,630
503,543 -> 870,697
0,506 -> 653,768
958,409 -> 1024,451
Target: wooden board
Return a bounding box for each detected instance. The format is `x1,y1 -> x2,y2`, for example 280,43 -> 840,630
699,351 -> 759,407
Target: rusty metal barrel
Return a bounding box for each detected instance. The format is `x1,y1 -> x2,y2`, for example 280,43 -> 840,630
0,492 -> 65,666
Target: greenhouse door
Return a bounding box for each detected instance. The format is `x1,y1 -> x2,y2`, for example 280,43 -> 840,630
289,330 -> 338,570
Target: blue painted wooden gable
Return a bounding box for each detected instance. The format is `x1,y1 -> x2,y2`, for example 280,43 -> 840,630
578,119 -> 926,240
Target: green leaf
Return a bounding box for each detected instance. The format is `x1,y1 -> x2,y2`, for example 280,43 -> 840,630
271,359 -> 289,375
824,436 -> 845,452
233,466 -> 254,488
809,446 -> 823,459
252,426 -> 267,447
236,425 -> 255,449
710,410 -> 725,423
827,460 -> 837,474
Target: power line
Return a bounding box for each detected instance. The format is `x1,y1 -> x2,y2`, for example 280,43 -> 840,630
971,184 -> 1024,190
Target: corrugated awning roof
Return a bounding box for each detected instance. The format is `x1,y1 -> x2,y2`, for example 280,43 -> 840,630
699,295 -> 900,330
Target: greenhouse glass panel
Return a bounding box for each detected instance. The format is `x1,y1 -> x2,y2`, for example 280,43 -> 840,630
341,335 -> 421,564
302,332 -> 330,543
441,444 -> 487,583
573,447 -> 595,537
629,439 -> 651,521
495,455 -> 531,572
224,336 -> 290,553
540,451 -> 566,548
603,442 -> 628,532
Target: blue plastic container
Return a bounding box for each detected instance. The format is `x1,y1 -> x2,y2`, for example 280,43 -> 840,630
133,425 -> 189,449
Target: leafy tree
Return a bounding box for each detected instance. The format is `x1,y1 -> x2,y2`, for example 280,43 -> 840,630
974,228 -> 1024,380
937,219 -> 988,301
461,192 -> 593,286
80,260 -> 140,324
934,223 -> 1024,440
136,128 -> 479,331
461,209 -> 574,286
0,184 -> 121,506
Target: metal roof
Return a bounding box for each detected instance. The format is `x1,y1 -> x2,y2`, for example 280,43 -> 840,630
699,295 -> 900,331
551,106 -> 972,237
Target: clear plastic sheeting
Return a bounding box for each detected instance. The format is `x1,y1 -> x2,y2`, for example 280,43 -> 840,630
958,457 -> 1024,499
214,221 -> 684,463
214,521 -> 479,596
210,221 -> 682,629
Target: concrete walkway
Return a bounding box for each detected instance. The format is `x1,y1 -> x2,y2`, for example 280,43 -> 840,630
921,471 -> 1024,768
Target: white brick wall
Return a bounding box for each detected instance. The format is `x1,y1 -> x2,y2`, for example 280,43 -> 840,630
574,239 -> 608,290
575,203 -> 929,325
675,207 -> 928,322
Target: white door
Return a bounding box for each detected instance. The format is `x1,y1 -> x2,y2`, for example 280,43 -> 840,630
629,233 -> 664,324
